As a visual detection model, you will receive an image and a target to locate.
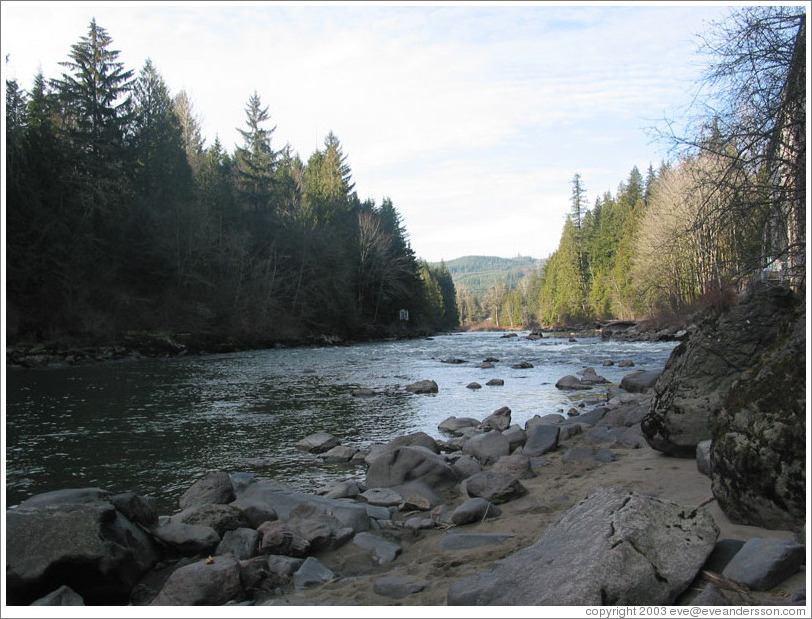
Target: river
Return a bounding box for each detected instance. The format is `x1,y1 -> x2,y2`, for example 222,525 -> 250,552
5,331 -> 677,514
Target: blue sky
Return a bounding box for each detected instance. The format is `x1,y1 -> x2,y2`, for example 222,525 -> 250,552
2,2 -> 744,262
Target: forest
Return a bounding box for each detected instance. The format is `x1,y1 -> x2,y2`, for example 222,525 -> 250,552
456,6 -> 806,329
5,19 -> 460,351
5,6 -> 806,348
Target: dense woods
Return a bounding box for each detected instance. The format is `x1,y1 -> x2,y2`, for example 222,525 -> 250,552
455,6 -> 806,329
5,7 -> 806,343
5,19 -> 459,350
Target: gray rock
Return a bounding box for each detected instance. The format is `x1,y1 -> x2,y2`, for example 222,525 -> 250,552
562,446 -> 596,462
150,555 -> 242,605
722,538 -> 805,591
522,424 -> 560,457
696,440 -> 712,478
352,532 -> 402,565
642,284 -> 801,459
584,426 -> 622,445
366,445 -> 458,491
710,297 -> 805,530
17,487 -> 111,508
319,444 -> 358,463
287,503 -> 355,552
555,375 -> 592,390
620,369 -> 661,393
238,483 -> 370,533
690,583 -> 734,606
451,454 -> 483,479
361,487 -> 403,507
229,495 -> 278,528
463,430 -> 511,465
511,361 -> 534,369
492,454 -> 535,480
571,406 -> 609,426
296,431 -> 340,454
463,471 -> 527,504
439,533 -> 514,550
405,379 -> 438,394
481,405 -> 512,432
373,575 -> 428,599
293,557 -> 336,590
257,521 -> 310,557
447,487 -> 719,605
486,378 -> 504,386
557,423 -> 583,441
152,522 -> 221,556
238,556 -> 270,595
111,493 -> 158,528
451,498 -> 501,525
466,382 -> 482,389
403,517 -> 435,530
6,498 -> 158,605
30,585 -> 85,606
229,472 -> 257,495
579,367 -> 609,384
179,471 -> 235,510
319,479 -> 363,499
703,538 -> 746,573
438,416 -> 481,435
525,413 -> 565,431
594,448 -> 618,463
215,527 -> 260,560
267,555 -> 304,585
502,425 -> 527,451
170,503 -> 249,536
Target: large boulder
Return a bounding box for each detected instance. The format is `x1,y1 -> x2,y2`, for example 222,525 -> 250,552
462,430 -> 511,465
447,487 -> 718,605
641,284 -> 801,457
149,555 -> 243,605
178,471 -> 235,510
710,302 -> 806,531
365,445 -> 459,491
6,490 -> 158,605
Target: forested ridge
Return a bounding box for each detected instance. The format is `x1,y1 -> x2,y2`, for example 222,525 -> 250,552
5,19 -> 459,353
454,6 -> 806,330
5,7 -> 806,350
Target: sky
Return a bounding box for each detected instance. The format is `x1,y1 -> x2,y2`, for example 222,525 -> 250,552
1,1 -> 752,263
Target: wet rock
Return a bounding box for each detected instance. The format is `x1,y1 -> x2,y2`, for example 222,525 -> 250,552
555,375 -> 592,390
170,503 -> 249,536
486,378 -> 504,386
360,488 -> 403,507
620,370 -> 661,393
438,416 -> 481,436
405,379 -> 438,394
296,431 -> 340,454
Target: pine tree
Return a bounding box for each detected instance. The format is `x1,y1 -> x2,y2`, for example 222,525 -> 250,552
234,90 -> 277,215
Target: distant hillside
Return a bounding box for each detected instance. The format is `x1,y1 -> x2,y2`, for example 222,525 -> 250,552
433,255 -> 545,298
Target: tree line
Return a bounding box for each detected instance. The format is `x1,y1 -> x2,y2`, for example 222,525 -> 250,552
458,6 -> 805,329
5,19 -> 459,350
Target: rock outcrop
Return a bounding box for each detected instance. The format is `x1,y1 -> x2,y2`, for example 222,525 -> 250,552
447,487 -> 719,605
641,284 -> 802,457
710,301 -> 806,531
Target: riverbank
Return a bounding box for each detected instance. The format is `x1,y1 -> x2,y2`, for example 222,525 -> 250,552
6,388 -> 805,610
258,418 -> 805,608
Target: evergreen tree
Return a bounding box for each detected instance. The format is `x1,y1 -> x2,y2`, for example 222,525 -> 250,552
234,90 -> 277,215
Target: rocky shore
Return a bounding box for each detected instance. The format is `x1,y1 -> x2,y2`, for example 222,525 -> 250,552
5,283 -> 806,611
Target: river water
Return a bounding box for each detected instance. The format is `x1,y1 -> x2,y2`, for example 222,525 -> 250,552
5,331 -> 677,514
